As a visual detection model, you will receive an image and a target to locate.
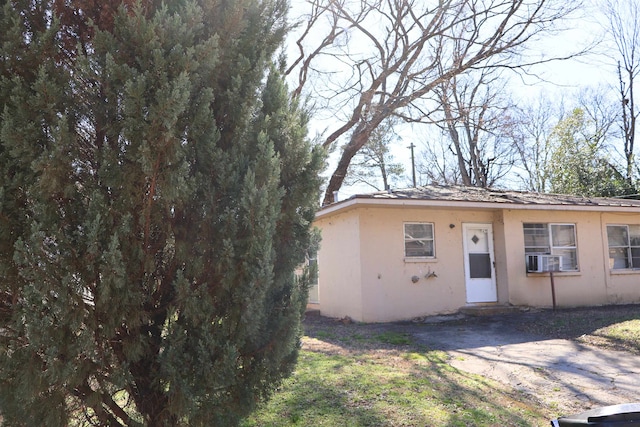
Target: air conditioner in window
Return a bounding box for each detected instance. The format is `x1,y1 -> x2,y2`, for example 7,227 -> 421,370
526,254 -> 563,273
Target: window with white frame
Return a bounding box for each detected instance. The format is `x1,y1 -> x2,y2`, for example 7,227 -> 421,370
523,223 -> 578,271
404,223 -> 434,258
606,225 -> 640,269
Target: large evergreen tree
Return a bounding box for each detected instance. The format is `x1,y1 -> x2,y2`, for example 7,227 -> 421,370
0,1 -> 322,425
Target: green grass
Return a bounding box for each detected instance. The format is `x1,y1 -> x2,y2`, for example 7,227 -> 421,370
243,330 -> 549,426
518,305 -> 640,354
245,306 -> 640,426
600,319 -> 640,342
590,318 -> 640,353
373,331 -> 412,346
313,330 -> 336,340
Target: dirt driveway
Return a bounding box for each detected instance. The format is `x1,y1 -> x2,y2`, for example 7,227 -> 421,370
410,310 -> 640,416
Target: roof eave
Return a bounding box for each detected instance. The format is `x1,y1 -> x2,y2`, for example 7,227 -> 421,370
315,196 -> 640,219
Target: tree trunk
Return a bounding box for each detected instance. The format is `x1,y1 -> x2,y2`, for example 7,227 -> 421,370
440,89 -> 472,185
323,124 -> 377,205
623,64 -> 636,184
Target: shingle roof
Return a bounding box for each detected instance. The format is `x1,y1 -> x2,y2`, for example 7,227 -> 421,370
347,185 -> 640,208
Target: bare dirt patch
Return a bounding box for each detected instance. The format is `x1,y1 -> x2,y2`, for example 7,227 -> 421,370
302,315 -> 421,368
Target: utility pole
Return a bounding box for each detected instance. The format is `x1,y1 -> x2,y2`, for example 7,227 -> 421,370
408,142 -> 416,187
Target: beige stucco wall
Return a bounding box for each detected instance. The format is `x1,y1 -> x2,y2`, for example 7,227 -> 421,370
601,212 -> 640,304
502,210 -> 640,308
315,205 -> 512,322
502,209 -> 608,308
313,209 -> 363,320
314,202 -> 640,322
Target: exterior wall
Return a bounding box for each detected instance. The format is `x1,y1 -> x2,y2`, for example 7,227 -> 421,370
501,209 -> 637,309
317,205 -> 508,322
313,210 -> 363,320
315,203 -> 640,322
601,212 -> 640,304
492,209 -> 510,305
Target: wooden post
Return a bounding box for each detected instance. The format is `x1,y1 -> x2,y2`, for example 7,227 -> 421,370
550,270 -> 556,311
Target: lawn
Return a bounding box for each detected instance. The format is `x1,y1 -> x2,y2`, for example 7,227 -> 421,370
242,319 -> 551,427
517,304 -> 640,354
244,305 -> 640,427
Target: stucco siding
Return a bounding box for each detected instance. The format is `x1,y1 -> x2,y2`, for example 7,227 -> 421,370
601,212 -> 640,303
502,210 -> 608,308
491,210 -> 510,306
358,207 -> 461,321
314,196 -> 640,322
314,210 -> 363,320
346,206 -> 501,322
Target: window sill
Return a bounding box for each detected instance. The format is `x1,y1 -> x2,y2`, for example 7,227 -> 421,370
610,269 -> 640,275
404,257 -> 437,263
526,270 -> 580,277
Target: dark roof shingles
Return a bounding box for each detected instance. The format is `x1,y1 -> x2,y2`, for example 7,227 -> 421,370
356,185 -> 640,208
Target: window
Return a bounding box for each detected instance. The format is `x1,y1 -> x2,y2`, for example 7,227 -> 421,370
404,223 -> 434,258
307,248 -> 318,285
523,223 -> 578,271
607,225 -> 640,269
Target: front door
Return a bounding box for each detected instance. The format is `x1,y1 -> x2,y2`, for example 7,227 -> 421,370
463,223 -> 497,303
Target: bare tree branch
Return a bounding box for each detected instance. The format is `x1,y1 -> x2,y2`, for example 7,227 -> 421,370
432,66 -> 517,187
597,0 -> 639,184
288,0 -> 585,204
511,95 -> 558,192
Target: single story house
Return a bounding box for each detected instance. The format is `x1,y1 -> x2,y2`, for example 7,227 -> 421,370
308,185 -> 640,322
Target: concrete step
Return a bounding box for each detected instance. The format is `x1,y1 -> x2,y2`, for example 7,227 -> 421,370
458,304 -> 527,316
305,308 -> 321,316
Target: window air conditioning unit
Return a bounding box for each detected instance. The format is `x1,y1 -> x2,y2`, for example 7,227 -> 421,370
526,254 -> 563,273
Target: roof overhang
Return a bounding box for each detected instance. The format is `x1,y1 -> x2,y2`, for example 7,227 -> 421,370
315,195 -> 640,220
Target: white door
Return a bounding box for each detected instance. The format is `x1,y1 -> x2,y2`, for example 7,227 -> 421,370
463,223 -> 497,303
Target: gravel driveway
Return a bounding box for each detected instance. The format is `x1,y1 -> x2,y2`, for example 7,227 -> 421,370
412,313 -> 640,417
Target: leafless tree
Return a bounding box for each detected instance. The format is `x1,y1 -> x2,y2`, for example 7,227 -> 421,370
287,0 -> 584,204
512,87 -> 617,193
416,134 -> 464,186
432,68 -> 517,187
603,0 -> 640,184
511,95 -> 559,192
575,86 -> 618,148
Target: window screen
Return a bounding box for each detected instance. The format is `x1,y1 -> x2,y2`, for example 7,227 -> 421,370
523,223 -> 578,271
404,223 -> 434,257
